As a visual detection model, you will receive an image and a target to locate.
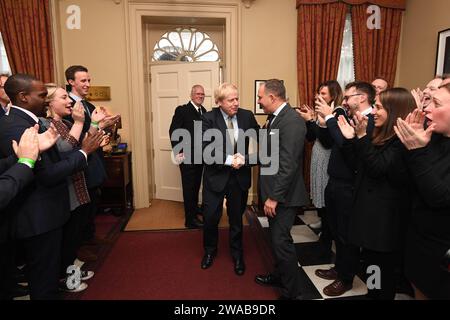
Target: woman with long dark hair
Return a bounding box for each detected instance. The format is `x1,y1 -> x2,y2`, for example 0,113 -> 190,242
337,88 -> 416,299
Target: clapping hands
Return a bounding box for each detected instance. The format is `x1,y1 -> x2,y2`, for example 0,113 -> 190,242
411,88 -> 424,110
336,112 -> 368,140
37,123 -> 60,152
314,95 -> 333,118
394,109 -> 434,150
296,104 -> 315,122
12,127 -> 39,161
72,101 -> 86,123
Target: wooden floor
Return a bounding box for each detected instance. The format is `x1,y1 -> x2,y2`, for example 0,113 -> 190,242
125,199 -> 248,231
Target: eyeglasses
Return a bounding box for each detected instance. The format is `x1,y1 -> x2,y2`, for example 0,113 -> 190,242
343,94 -> 363,101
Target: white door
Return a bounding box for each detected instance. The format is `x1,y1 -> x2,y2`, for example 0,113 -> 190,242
150,61 -> 220,201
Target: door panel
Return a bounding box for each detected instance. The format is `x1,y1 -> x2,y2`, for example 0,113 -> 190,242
150,61 -> 219,201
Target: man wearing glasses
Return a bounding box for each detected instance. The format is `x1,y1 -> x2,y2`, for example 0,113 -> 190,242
314,81 -> 375,297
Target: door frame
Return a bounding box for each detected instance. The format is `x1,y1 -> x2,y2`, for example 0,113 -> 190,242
125,0 -> 241,208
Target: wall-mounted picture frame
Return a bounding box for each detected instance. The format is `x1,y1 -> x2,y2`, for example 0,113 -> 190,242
254,80 -> 284,115
254,80 -> 266,115
435,28 -> 450,76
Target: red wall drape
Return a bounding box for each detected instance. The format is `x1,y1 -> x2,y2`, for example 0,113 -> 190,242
351,4 -> 403,85
297,2 -> 347,195
0,0 -> 54,83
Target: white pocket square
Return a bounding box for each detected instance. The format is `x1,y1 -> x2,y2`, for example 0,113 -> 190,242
269,131 -> 276,135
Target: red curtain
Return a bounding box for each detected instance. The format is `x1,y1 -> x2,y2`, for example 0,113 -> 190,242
0,0 -> 54,83
297,2 -> 347,196
351,4 -> 403,85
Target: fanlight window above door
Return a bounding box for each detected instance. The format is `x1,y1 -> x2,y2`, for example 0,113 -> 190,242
152,27 -> 220,62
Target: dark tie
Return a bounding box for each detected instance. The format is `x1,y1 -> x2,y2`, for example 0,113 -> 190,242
80,100 -> 91,117
266,114 -> 275,130
37,119 -> 46,134
198,107 -> 202,116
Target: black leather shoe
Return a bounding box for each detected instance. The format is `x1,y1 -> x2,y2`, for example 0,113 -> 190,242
9,283 -> 29,298
255,273 -> 282,288
201,253 -> 215,269
185,217 -> 204,229
234,258 -> 246,276
278,294 -> 304,300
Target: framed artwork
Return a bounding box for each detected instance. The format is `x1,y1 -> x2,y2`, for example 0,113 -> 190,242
254,80 -> 266,115
435,28 -> 450,76
254,80 -> 284,115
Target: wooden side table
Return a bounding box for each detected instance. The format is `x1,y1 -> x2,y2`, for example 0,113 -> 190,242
99,152 -> 133,214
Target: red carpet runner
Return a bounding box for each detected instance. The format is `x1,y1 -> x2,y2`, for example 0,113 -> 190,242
80,227 -> 279,300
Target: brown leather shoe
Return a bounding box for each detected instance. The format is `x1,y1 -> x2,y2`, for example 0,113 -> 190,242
315,267 -> 338,280
323,279 -> 353,297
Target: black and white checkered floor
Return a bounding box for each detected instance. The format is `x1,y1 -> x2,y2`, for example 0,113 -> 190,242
257,209 -> 414,300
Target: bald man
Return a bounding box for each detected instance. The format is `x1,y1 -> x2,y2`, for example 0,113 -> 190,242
372,78 -> 389,96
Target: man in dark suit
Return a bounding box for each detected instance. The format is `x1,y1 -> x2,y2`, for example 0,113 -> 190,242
254,79 -> 308,300
169,85 -> 207,229
314,81 -> 375,297
201,83 -> 259,275
0,73 -> 103,299
64,65 -> 120,257
0,74 -> 10,118
0,127 -> 38,299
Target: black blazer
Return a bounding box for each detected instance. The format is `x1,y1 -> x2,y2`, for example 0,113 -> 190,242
406,134 -> 450,261
0,106 -> 5,118
0,156 -> 34,243
0,108 -> 87,239
319,110 -> 374,182
65,96 -> 107,188
0,155 -> 34,211
345,136 -> 410,252
259,104 -> 308,207
202,107 -> 259,193
169,101 -> 207,164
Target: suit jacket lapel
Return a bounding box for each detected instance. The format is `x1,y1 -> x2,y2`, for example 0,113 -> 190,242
188,101 -> 202,120
236,110 -> 244,145
214,107 -> 227,134
270,103 -> 290,129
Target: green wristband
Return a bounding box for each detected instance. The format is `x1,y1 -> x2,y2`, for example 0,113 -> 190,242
18,158 -> 36,169
91,121 -> 99,129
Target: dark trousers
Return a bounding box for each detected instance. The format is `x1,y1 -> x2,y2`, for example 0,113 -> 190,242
317,207 -> 333,253
0,241 -> 14,300
180,164 -> 204,224
81,188 -> 99,242
268,205 -> 302,298
22,228 -> 63,300
60,204 -> 89,278
363,249 -> 399,300
325,178 -> 360,284
203,173 -> 247,259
